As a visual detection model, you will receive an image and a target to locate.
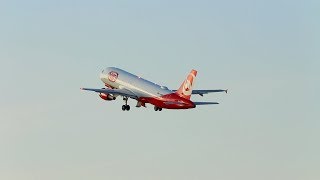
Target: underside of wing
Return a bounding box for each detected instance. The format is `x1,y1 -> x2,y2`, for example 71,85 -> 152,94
81,88 -> 138,99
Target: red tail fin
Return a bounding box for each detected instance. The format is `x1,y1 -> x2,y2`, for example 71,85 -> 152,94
176,69 -> 197,100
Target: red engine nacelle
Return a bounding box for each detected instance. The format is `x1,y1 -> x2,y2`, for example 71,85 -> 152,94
99,93 -> 116,101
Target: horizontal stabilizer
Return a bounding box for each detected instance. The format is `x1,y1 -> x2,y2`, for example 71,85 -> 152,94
173,89 -> 227,96
192,89 -> 227,95
193,102 -> 219,105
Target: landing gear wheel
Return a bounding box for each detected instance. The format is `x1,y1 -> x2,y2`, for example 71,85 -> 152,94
122,105 -> 130,111
122,105 -> 126,111
121,96 -> 131,111
126,105 -> 130,111
154,106 -> 162,111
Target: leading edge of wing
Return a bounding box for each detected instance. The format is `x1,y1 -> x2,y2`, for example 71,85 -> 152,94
80,88 -> 138,99
193,102 -> 219,105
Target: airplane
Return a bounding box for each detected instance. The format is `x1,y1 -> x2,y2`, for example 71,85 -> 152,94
81,67 -> 227,111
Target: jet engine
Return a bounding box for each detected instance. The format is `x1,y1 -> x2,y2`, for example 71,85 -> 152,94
99,93 -> 116,101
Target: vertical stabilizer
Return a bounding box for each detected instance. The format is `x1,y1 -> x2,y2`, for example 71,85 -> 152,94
176,69 -> 197,100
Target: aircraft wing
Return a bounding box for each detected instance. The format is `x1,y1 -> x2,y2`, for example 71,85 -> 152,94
81,88 -> 138,99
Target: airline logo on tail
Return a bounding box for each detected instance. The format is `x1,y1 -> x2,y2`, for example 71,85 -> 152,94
176,70 -> 197,100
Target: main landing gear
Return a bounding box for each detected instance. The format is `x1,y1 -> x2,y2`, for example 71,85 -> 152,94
122,97 -> 130,111
122,105 -> 130,111
154,106 -> 162,111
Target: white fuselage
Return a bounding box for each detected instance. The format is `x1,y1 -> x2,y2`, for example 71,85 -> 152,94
100,67 -> 173,98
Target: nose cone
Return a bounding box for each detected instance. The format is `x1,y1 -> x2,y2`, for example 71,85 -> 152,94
100,69 -> 108,81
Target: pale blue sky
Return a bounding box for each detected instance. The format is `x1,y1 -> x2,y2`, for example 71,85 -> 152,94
0,0 -> 319,180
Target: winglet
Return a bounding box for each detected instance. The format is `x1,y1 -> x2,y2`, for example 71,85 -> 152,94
225,89 -> 228,93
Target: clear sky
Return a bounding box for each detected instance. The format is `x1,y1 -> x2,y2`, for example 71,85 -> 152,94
0,0 -> 319,180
